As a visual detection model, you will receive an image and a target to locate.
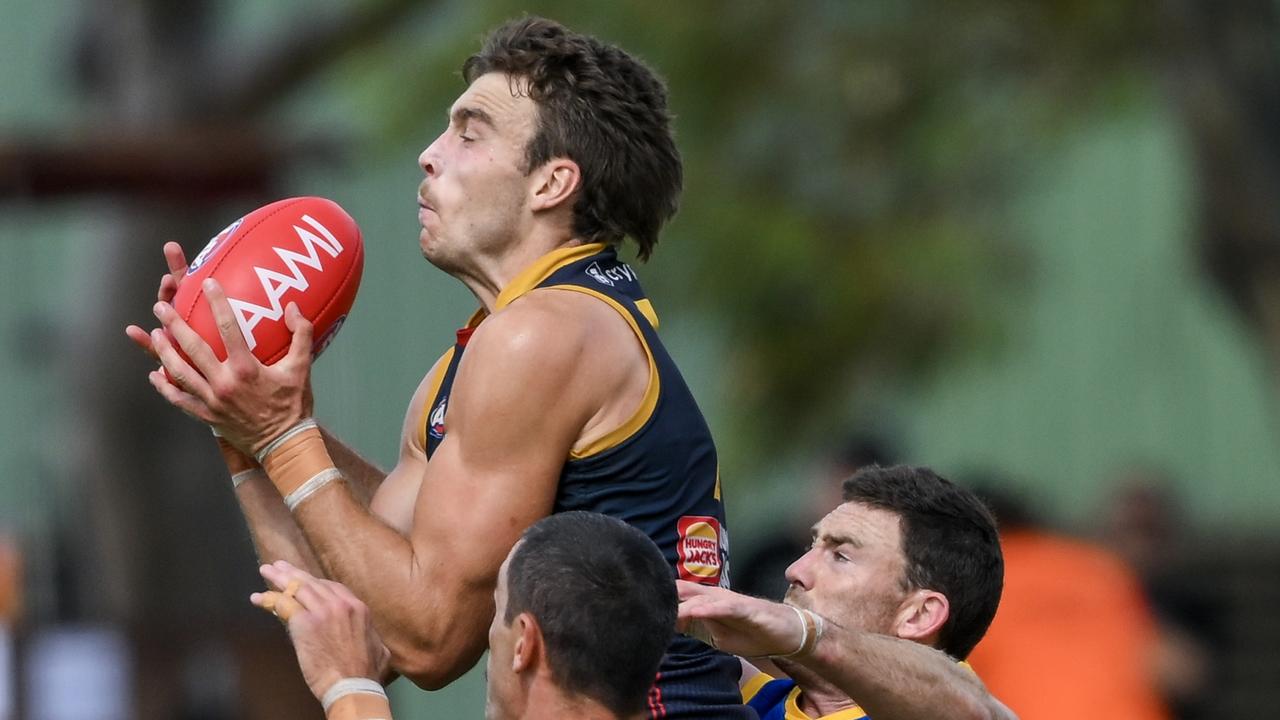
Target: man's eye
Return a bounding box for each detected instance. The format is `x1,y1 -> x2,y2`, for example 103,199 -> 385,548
833,551 -> 850,563
459,133 -> 476,143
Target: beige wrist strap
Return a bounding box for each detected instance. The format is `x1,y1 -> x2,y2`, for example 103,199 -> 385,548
259,422 -> 341,509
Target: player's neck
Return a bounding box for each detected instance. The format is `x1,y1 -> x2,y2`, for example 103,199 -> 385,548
518,683 -> 621,720
458,231 -> 585,313
791,667 -> 862,718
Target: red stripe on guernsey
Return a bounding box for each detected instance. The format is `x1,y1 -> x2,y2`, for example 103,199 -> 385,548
652,672 -> 667,718
455,326 -> 475,346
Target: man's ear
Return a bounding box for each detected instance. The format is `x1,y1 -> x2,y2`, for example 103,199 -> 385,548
511,611 -> 543,673
893,589 -> 950,647
529,158 -> 581,212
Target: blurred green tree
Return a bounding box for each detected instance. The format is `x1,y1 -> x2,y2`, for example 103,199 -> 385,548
346,1 -> 1169,467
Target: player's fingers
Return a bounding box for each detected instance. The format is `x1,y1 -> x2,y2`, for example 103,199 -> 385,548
283,303 -> 313,366
259,560 -> 311,592
201,279 -> 253,361
255,590 -> 304,623
158,274 -> 178,303
150,329 -> 212,403
148,369 -> 215,423
676,593 -> 722,619
292,579 -> 337,618
155,302 -> 224,379
125,325 -> 159,361
676,579 -> 716,601
163,241 -> 189,276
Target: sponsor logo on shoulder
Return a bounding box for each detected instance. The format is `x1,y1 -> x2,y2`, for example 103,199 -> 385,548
188,217 -> 243,274
677,515 -> 724,584
428,396 -> 448,439
585,261 -> 637,288
585,262 -> 613,286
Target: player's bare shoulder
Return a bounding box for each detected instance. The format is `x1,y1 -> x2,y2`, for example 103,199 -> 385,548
461,288 -> 649,447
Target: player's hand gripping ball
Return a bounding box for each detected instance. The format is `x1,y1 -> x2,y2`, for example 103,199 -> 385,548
172,197 -> 364,366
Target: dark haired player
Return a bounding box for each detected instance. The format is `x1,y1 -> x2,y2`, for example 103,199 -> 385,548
133,16 -> 745,718
254,512 -> 678,720
681,466 -> 1017,720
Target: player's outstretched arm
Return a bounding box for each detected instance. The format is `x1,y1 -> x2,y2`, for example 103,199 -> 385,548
677,581 -> 1018,720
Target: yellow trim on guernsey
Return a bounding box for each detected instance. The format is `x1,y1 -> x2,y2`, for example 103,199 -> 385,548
423,243 -> 660,457
551,285 -> 661,460
740,672 -> 772,705
493,243 -> 609,311
419,346 -> 457,449
634,298 -> 659,329
740,671 -> 867,720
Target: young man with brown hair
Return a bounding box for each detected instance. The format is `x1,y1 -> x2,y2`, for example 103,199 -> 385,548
133,16 -> 746,718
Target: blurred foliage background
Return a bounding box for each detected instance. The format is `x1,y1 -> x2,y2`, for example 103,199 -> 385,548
2,0 -> 1280,717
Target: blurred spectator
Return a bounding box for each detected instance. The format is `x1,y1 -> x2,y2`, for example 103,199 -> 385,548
0,533 -> 19,627
0,531 -> 15,720
733,433 -> 896,599
968,484 -> 1169,720
1100,467 -> 1219,719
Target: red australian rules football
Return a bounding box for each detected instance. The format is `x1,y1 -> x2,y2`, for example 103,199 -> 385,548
172,197 -> 364,365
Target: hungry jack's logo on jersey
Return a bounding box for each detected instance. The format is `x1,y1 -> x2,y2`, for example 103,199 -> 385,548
677,516 -> 723,584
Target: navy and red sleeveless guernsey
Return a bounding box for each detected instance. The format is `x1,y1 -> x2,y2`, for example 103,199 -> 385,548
420,243 -> 753,720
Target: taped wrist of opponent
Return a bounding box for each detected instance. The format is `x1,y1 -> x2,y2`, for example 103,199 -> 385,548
259,420 -> 342,510
322,678 -> 389,720
773,606 -> 825,659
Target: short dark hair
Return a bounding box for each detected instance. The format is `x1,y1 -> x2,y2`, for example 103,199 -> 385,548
463,16 -> 682,260
842,465 -> 1003,659
504,511 -> 676,716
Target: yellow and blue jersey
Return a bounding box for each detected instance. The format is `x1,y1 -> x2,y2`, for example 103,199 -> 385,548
421,243 -> 749,719
742,672 -> 868,720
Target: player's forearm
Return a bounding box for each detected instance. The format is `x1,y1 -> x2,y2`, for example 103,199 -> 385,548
801,626 -> 1014,720
217,438 -> 324,574
294,487 -> 488,688
257,423 -> 485,688
234,475 -> 324,574
319,427 -> 386,505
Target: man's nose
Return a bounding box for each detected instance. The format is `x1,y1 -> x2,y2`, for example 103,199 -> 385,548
784,548 -> 817,591
418,136 -> 443,177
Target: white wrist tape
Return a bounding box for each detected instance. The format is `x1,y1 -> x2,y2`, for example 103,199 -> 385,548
320,678 -> 386,713
284,467 -> 343,511
231,469 -> 266,489
774,606 -> 825,658
256,418 -> 319,464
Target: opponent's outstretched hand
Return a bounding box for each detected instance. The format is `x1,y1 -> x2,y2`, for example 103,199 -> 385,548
676,580 -> 809,658
145,276 -> 314,456
252,560 -> 390,702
